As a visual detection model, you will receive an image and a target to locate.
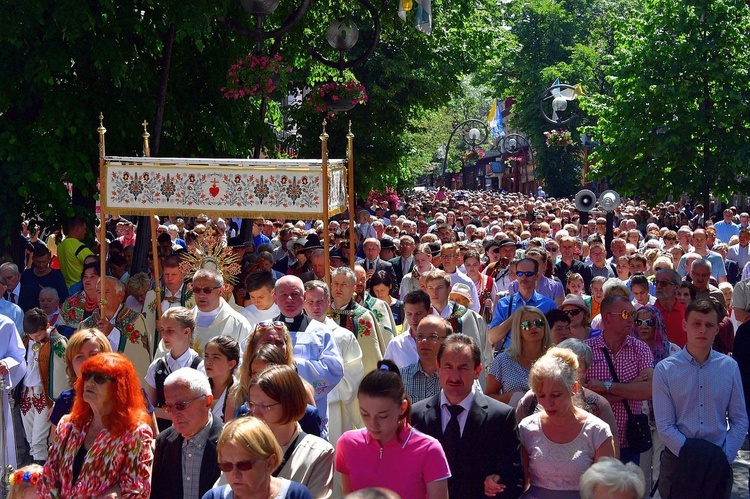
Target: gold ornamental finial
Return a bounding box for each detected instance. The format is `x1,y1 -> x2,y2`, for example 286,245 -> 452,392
320,119 -> 329,140
97,113 -> 107,159
142,120 -> 151,157
347,120 -> 354,139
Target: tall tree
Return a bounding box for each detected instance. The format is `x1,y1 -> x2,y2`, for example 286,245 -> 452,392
584,0 -> 750,207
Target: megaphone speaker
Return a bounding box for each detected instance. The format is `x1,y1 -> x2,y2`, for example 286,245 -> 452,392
598,190 -> 621,212
575,189 -> 597,212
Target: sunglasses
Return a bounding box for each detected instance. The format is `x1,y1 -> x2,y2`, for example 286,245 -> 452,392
82,372 -> 116,385
563,308 -> 583,317
491,248 -> 501,254
634,318 -> 655,327
256,321 -> 285,333
546,247 -> 558,252
516,271 -> 536,277
218,459 -> 260,473
520,319 -> 546,331
193,286 -> 220,295
164,395 -> 206,412
608,310 -> 637,320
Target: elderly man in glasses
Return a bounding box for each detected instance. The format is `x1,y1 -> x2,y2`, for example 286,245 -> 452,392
152,368 -> 222,499
584,295 -> 654,465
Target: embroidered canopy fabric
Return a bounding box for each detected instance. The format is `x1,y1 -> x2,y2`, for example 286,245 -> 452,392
101,156 -> 348,218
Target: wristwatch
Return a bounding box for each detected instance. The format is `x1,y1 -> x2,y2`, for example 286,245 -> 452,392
604,381 -> 612,393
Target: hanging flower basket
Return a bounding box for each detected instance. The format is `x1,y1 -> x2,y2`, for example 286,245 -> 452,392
307,77 -> 368,114
462,149 -> 485,163
221,54 -> 290,100
544,129 -> 572,147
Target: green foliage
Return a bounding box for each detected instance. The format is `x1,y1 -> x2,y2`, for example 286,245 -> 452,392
583,0 -> 750,206
0,0 -> 499,247
485,0 -> 636,197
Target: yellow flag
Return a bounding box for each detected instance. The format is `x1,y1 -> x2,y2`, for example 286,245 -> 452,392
574,83 -> 585,97
487,99 -> 497,122
398,0 -> 413,21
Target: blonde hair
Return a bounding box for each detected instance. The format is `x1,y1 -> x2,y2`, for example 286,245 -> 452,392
218,417 -> 282,470
529,347 -> 579,393
65,329 -> 112,384
506,306 -> 553,362
161,307 -> 196,343
8,464 -> 43,499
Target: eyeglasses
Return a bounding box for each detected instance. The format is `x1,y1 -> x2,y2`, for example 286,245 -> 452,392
563,308 -> 583,317
163,395 -> 206,412
516,271 -> 536,277
217,459 -> 260,473
245,401 -> 281,412
520,319 -> 546,331
416,334 -> 445,343
491,248 -> 501,254
193,286 -> 220,294
546,246 -> 558,252
654,279 -> 675,287
82,372 -> 116,385
608,310 -> 636,320
634,318 -> 655,327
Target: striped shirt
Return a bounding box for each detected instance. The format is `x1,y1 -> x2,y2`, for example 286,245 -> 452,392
182,414 -> 213,499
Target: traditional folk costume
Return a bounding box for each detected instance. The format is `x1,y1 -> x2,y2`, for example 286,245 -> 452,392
361,293 -> 395,353
20,328 -> 69,461
330,301 -> 382,374
79,306 -> 152,389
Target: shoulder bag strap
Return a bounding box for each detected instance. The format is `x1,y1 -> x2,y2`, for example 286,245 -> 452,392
601,347 -> 634,417
272,430 -> 307,477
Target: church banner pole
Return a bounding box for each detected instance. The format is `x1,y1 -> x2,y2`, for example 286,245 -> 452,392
320,120 -> 331,288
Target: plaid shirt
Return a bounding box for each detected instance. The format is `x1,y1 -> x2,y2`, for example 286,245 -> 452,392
401,362 -> 441,404
585,334 -> 654,449
182,414 -> 213,499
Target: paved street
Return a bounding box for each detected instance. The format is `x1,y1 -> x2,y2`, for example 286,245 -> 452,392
733,450 -> 750,498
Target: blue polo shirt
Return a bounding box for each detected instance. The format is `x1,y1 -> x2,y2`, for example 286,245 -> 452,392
489,291 -> 557,350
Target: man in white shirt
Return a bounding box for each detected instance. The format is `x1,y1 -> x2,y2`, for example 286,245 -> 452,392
384,290 -> 432,368
241,271 -> 280,326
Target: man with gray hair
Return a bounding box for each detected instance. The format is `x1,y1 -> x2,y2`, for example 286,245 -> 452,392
151,368 -> 222,499
78,276 -> 152,384
689,258 -> 727,318
185,268 -> 252,357
0,274 -> 24,332
38,287 -> 65,327
0,262 -> 21,307
579,457 -> 645,499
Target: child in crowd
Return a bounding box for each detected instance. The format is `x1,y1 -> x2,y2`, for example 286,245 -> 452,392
145,307 -> 203,430
8,463 -> 43,499
204,335 -> 240,424
20,308 -> 68,464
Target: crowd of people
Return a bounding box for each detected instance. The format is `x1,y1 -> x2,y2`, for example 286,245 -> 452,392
1,187 -> 749,498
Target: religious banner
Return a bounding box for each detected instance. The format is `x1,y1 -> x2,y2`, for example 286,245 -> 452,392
101,156 -> 348,218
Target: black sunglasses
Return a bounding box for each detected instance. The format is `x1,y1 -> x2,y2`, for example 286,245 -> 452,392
563,308 -> 583,317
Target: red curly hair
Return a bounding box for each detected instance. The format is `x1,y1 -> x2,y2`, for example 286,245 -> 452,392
70,353 -> 150,435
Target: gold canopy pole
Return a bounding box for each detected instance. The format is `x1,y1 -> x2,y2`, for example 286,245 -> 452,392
143,121 -> 162,322
321,120 -> 331,288
346,121 -> 356,269
97,114 -> 107,291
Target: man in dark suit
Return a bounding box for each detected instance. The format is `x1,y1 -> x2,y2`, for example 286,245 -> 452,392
389,235 -> 416,286
356,237 -> 398,293
411,334 -> 523,499
151,368 -> 222,499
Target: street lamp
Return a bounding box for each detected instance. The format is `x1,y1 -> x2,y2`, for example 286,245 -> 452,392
441,119 -> 489,189
539,82 -> 579,125
499,133 -> 533,194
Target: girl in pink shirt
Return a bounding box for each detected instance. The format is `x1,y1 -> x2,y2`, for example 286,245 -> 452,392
336,360 -> 450,499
